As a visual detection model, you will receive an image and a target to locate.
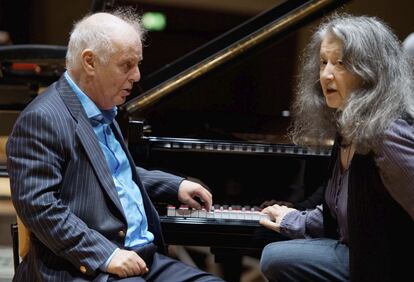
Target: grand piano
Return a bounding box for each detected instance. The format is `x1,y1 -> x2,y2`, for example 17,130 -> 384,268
111,0 -> 348,280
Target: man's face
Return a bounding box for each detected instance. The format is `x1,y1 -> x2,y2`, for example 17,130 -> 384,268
319,34 -> 361,110
91,33 -> 142,110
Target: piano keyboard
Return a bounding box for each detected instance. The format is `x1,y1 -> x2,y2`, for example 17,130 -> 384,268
159,205 -> 282,250
166,205 -> 271,221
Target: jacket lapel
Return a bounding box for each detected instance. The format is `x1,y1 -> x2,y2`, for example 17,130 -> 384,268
55,77 -> 126,218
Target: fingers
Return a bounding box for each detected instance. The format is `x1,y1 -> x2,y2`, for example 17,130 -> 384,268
129,255 -> 148,277
261,205 -> 281,219
260,199 -> 279,208
107,249 -> 149,278
178,180 -> 213,210
262,204 -> 296,222
194,187 -> 212,210
184,197 -> 202,210
259,218 -> 281,233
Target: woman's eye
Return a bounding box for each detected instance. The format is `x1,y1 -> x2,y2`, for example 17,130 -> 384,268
319,60 -> 327,69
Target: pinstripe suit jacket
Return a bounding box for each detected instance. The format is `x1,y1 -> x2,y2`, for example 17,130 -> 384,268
7,76 -> 184,281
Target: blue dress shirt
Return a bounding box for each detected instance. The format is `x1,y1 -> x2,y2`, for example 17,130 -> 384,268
64,72 -> 154,269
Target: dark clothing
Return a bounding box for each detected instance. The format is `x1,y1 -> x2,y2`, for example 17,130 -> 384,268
345,152 -> 414,281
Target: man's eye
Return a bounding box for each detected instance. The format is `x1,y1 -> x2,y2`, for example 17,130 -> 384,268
122,63 -> 132,72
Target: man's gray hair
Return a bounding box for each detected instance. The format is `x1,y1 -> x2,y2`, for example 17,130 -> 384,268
403,32 -> 414,62
66,8 -> 145,71
289,13 -> 414,153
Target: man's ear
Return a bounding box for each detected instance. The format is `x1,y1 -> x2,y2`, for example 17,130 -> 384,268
81,49 -> 95,75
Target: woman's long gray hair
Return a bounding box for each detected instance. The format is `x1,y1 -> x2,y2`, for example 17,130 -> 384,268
289,13 -> 414,153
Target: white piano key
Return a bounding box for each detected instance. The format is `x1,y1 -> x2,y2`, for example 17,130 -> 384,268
198,208 -> 207,218
189,208 -> 199,218
221,209 -> 229,219
214,208 -> 223,219
236,210 -> 244,220
206,210 -> 215,218
176,205 -> 191,217
167,205 -> 176,217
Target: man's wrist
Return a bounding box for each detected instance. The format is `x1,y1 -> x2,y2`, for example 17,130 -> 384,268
100,248 -> 119,272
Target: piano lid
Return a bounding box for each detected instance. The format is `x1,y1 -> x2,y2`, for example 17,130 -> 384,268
120,0 -> 350,116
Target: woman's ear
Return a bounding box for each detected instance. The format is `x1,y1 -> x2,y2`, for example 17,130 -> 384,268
81,49 -> 95,75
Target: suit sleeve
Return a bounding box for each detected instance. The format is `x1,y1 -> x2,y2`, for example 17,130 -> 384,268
7,110 -> 117,275
137,166 -> 184,205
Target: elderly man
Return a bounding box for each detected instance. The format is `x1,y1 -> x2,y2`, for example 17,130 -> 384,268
7,10 -> 223,281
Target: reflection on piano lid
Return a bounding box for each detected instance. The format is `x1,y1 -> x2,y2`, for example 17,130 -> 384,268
136,136 -> 332,157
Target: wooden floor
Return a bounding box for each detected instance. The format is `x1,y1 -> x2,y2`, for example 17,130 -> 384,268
0,197 -> 14,282
0,246 -> 13,282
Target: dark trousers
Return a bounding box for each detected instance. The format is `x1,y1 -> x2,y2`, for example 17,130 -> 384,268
107,252 -> 224,282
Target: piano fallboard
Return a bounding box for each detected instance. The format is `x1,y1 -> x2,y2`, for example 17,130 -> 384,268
160,216 -> 286,251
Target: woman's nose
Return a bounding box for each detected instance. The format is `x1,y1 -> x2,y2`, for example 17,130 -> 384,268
321,64 -> 334,81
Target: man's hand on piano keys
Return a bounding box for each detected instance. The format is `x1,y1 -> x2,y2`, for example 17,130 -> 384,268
178,179 -> 212,211
259,204 -> 297,233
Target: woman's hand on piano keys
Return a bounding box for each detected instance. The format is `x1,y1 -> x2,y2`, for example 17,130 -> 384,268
178,179 -> 212,211
259,204 -> 297,233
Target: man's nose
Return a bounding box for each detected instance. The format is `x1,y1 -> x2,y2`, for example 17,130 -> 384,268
130,65 -> 141,83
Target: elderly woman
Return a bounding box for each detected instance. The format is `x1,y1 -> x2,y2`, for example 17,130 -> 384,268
259,14 -> 414,282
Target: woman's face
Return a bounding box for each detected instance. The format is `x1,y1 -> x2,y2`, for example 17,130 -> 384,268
319,34 -> 361,109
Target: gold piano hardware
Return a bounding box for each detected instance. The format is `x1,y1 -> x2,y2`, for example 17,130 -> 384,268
122,0 -> 338,114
